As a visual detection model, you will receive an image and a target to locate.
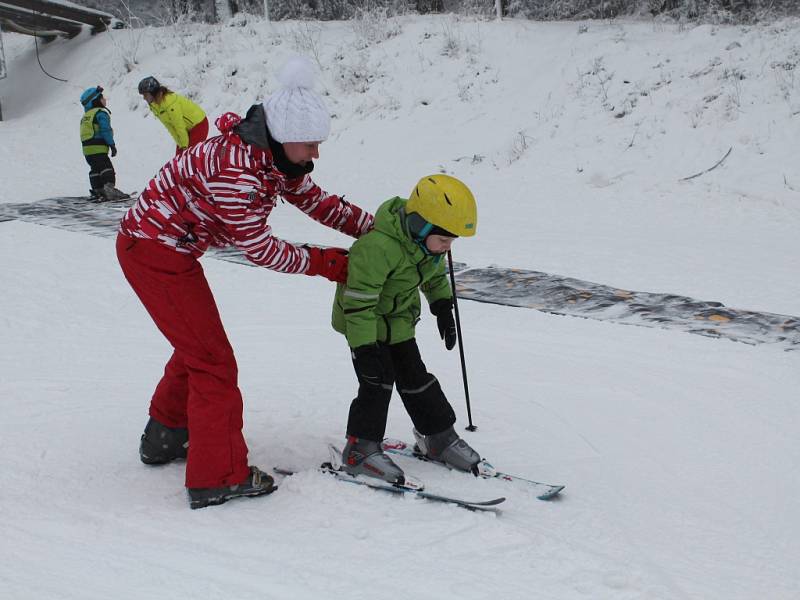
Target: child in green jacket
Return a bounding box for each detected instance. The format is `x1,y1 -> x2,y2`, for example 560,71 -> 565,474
332,174 -> 481,485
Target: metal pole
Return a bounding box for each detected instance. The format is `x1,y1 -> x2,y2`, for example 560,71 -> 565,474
447,250 -> 476,432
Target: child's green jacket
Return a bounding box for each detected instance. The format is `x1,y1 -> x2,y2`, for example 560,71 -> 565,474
332,197 -> 453,348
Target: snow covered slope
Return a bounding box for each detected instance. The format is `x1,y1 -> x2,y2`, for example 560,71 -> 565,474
0,15 -> 798,600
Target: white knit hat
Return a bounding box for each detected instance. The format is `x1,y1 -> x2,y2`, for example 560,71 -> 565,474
263,57 -> 330,143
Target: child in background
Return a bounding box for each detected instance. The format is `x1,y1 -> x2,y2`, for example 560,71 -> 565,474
332,174 -> 482,485
79,86 -> 128,201
137,76 -> 208,155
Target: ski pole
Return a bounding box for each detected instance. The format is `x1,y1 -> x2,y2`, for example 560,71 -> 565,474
447,250 -> 476,432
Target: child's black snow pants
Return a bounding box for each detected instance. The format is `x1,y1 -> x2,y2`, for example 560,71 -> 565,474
346,338 -> 456,442
85,153 -> 115,193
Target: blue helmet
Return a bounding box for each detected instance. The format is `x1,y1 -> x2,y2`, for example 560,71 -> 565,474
80,86 -> 104,107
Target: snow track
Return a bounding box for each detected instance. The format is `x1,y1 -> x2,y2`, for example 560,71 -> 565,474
2,196 -> 797,351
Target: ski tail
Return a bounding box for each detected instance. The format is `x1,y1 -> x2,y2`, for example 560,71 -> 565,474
381,437 -> 565,501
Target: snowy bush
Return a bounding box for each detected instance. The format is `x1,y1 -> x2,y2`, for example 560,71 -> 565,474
334,53 -> 379,94
588,56 -> 614,110
721,65 -> 745,110
265,0 -> 411,21
438,0 -> 495,18
507,129 -> 534,164
351,6 -> 403,49
439,19 -> 463,57
504,0 -> 633,20
498,0 -> 797,21
688,103 -> 705,128
771,46 -> 800,115
106,1 -> 146,72
289,23 -> 324,67
457,80 -> 474,101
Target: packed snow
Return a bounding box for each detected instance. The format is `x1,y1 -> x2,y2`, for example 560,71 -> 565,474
0,13 -> 798,600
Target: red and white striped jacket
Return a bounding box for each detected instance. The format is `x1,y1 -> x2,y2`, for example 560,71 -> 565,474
119,107 -> 373,274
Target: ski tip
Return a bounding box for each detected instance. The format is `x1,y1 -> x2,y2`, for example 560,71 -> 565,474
536,485 -> 565,500
477,496 -> 506,506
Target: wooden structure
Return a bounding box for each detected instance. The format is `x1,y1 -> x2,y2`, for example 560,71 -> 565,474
0,0 -> 118,40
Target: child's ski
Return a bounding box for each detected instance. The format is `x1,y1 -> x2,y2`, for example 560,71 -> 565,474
274,445 -> 505,513
88,191 -> 137,203
273,465 -> 504,512
381,438 -> 565,501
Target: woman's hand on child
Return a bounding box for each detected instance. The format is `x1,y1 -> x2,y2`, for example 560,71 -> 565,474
430,298 -> 457,350
306,246 -> 349,283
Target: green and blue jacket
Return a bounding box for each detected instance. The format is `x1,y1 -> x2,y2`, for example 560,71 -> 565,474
79,107 -> 115,156
333,197 -> 452,348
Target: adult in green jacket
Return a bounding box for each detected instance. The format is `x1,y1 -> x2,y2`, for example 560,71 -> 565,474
138,76 -> 209,154
333,174 -> 483,486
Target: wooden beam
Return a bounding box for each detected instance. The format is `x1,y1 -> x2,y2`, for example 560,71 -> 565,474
1,18 -> 62,40
0,0 -> 115,32
0,6 -> 84,37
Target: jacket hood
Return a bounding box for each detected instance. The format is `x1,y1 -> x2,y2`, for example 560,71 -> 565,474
234,104 -> 269,148
373,197 -> 426,261
234,104 -> 313,179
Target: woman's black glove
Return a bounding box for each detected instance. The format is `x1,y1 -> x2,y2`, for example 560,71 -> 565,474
430,298 -> 457,350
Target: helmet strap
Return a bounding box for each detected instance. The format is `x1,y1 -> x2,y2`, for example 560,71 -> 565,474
407,216 -> 432,255
416,221 -> 433,240
404,210 -> 444,260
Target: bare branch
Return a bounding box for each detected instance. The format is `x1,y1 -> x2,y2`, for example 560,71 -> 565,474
679,147 -> 733,182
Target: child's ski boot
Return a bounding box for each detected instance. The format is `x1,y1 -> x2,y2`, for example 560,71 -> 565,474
341,436 -> 405,485
413,426 -> 480,473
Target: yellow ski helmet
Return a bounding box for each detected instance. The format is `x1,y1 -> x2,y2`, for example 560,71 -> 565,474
406,175 -> 477,238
